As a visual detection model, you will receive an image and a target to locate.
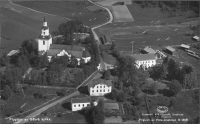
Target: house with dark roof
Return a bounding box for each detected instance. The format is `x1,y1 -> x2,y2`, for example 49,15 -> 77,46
37,17 -> 91,65
131,54 -> 156,70
71,97 -> 98,111
88,79 -> 112,96
102,51 -> 117,70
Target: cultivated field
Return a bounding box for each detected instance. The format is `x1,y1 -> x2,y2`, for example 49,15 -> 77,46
111,5 -> 134,22
95,0 -> 132,6
14,1 -> 109,27
0,1 -> 69,57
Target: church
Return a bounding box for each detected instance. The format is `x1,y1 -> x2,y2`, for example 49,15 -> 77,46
37,17 -> 91,65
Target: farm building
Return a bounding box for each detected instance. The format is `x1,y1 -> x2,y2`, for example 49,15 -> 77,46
86,5 -> 102,11
131,54 -> 156,70
192,36 -> 199,41
180,44 -> 190,50
165,46 -> 178,56
88,79 -> 112,96
142,46 -> 156,54
71,97 -> 98,111
101,35 -> 112,44
102,51 -> 117,70
155,50 -> 166,59
37,17 -> 91,65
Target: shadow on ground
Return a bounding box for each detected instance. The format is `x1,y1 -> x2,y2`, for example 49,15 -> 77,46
78,86 -> 89,95
62,102 -> 71,110
158,89 -> 174,97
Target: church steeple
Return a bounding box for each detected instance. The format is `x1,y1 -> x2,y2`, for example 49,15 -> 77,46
38,16 -> 52,52
42,16 -> 48,27
43,16 -> 46,22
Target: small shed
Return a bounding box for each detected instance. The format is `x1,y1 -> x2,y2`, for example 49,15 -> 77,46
165,46 -> 177,56
193,36 -> 199,41
180,44 -> 190,50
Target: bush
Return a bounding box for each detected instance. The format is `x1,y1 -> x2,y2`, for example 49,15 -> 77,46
2,85 -> 12,100
149,83 -> 158,95
56,89 -> 66,96
169,80 -> 182,95
57,113 -> 62,117
33,91 -> 44,99
116,91 -> 125,102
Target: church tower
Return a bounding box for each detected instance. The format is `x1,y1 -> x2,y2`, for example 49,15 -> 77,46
38,16 -> 52,52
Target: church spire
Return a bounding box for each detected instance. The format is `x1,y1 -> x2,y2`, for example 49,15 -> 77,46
43,16 -> 46,22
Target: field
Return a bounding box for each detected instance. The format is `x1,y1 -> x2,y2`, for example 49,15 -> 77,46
95,0 -> 132,6
14,1 -> 109,27
0,86 -> 65,123
30,94 -> 89,124
0,1 -> 69,57
111,5 -> 134,22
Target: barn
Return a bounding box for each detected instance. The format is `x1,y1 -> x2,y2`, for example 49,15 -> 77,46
180,44 -> 190,50
165,46 -> 178,56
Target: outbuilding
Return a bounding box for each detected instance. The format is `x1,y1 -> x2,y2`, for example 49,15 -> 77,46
180,44 -> 190,50
193,36 -> 199,41
165,46 -> 178,56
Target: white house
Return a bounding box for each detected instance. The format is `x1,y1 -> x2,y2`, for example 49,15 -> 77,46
88,79 -> 112,96
71,97 -> 98,111
131,54 -> 156,70
37,17 -> 91,65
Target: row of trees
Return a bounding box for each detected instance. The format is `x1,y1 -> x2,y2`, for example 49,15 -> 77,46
55,20 -> 89,45
149,56 -> 197,90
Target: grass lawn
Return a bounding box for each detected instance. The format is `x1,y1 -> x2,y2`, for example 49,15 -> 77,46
14,1 -> 109,27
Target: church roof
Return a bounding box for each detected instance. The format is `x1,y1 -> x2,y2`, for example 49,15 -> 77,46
88,79 -> 112,89
47,49 -> 62,56
48,44 -> 91,58
50,44 -> 85,51
82,50 -> 91,58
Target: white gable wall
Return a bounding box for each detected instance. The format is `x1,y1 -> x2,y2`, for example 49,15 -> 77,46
136,59 -> 156,70
90,84 -> 112,96
72,102 -> 90,111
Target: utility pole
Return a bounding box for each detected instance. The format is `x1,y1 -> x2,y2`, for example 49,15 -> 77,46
130,41 -> 134,55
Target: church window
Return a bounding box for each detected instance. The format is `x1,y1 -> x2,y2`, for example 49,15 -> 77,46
44,32 -> 45,35
43,41 -> 45,45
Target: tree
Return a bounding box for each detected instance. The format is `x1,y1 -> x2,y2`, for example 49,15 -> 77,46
148,83 -> 157,95
167,58 -> 179,80
70,56 -> 78,67
103,70 -> 111,80
92,99 -> 105,124
0,53 -> 10,66
110,88 -> 118,100
149,64 -> 167,80
2,85 -> 12,100
116,91 -> 125,102
169,80 -> 182,95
